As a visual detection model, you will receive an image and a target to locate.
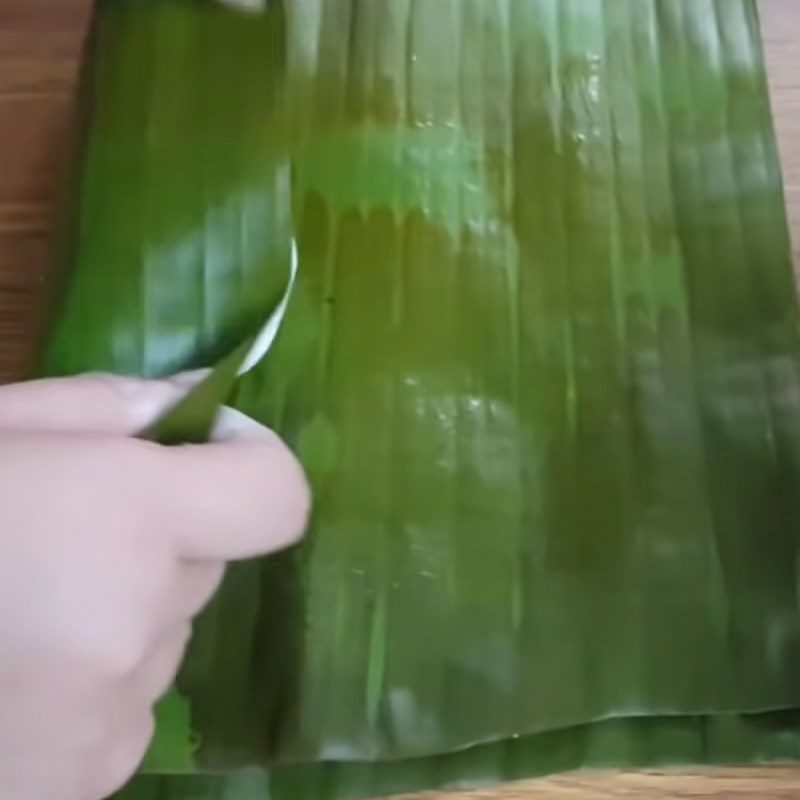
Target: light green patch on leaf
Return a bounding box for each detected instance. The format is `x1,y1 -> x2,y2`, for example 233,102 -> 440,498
297,414 -> 340,479
141,688 -> 198,774
295,126 -> 494,229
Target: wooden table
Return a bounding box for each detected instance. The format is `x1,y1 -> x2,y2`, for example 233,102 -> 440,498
1,1 -> 799,798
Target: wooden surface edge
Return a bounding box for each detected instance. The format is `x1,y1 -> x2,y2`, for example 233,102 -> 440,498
392,766 -> 800,799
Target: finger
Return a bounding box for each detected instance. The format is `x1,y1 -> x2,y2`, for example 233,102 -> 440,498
131,624 -> 192,703
144,425 -> 310,561
0,372 -> 208,435
211,405 -> 276,442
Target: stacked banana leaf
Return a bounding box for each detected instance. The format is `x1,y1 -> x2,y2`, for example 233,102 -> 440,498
41,0 -> 800,797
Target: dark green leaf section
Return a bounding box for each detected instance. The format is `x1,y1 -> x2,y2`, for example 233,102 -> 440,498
44,0 -> 800,797
120,711 -> 800,800
140,337 -> 253,445
41,0 -> 293,377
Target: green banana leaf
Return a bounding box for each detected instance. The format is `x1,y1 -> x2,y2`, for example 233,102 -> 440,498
39,0 -> 800,797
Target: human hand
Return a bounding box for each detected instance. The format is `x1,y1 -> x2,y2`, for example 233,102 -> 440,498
0,374 -> 309,800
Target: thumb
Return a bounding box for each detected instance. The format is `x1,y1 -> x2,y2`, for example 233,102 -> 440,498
0,373 -> 206,435
147,409 -> 311,561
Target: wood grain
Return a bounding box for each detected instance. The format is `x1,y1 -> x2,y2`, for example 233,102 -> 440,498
1,1 -> 799,798
0,0 -> 90,379
393,767 -> 800,800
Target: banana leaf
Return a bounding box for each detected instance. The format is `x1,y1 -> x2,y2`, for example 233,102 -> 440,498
39,0 -> 800,797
